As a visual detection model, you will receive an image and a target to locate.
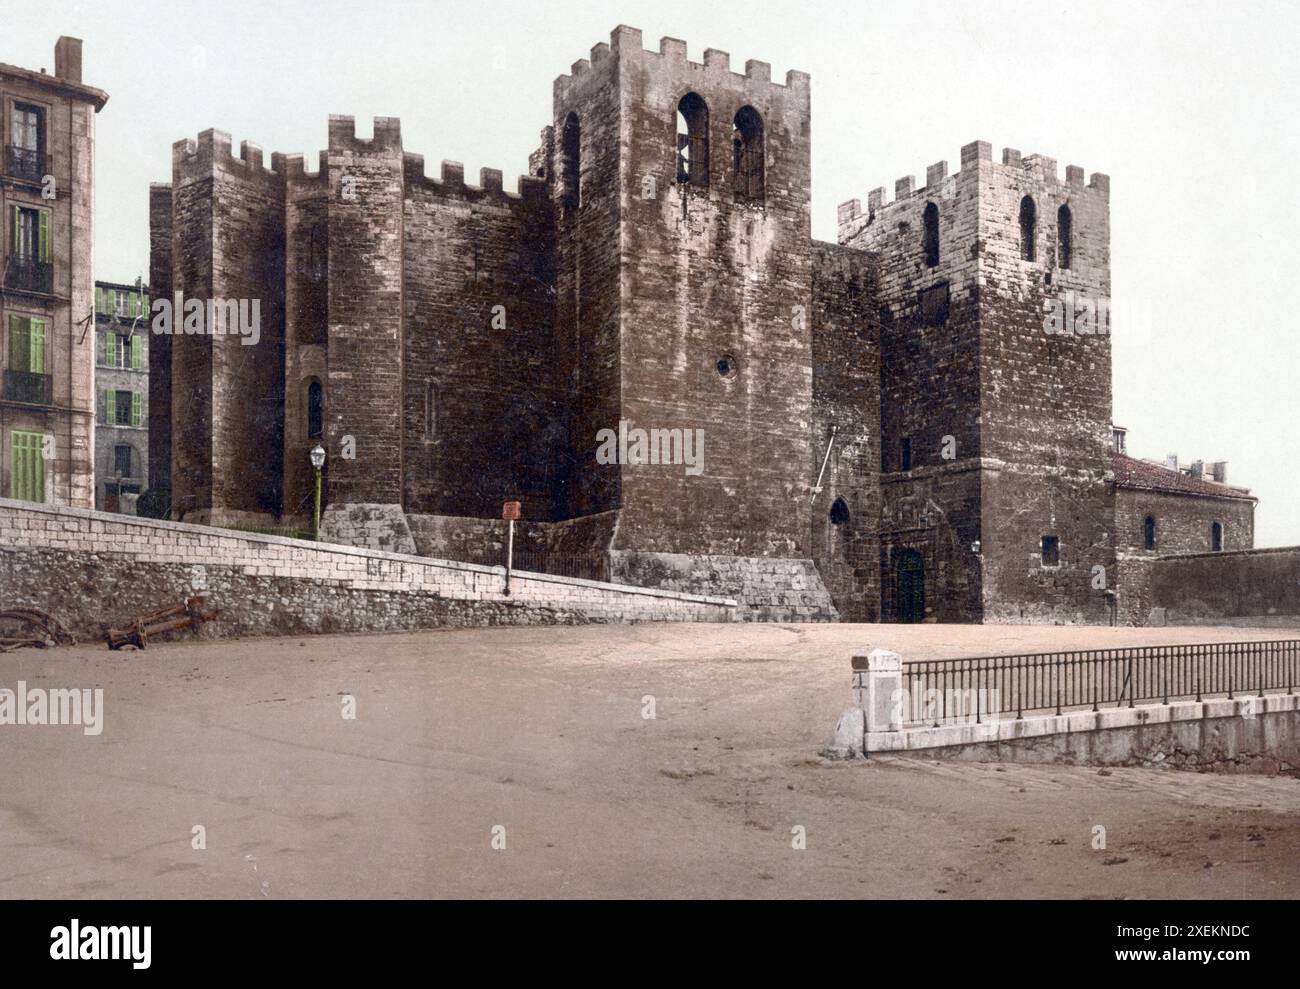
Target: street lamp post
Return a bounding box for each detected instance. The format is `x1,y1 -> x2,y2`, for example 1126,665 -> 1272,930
310,444 -> 326,541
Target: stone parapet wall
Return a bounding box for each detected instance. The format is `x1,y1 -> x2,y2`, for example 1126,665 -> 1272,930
0,499 -> 736,641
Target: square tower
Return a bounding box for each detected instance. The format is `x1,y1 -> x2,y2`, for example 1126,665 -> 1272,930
841,142 -> 1114,623
548,27 -> 817,561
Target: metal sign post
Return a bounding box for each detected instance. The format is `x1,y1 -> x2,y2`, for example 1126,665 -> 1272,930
502,501 -> 522,595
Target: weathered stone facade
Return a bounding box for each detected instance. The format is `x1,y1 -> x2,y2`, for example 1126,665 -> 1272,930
93,279 -> 149,513
146,25 -> 1263,623
1,38 -> 107,510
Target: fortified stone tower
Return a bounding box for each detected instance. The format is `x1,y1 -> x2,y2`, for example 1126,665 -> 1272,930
840,142 -> 1115,623
543,26 -> 829,613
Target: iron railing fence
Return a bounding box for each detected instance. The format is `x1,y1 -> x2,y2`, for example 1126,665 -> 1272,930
898,640 -> 1300,729
3,369 -> 52,405
5,258 -> 53,294
506,550 -> 610,583
4,146 -> 49,184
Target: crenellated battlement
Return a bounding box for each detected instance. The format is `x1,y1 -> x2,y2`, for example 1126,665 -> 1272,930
402,152 -> 547,205
327,114 -> 403,152
553,24 -> 810,107
278,151 -> 331,191
838,138 -> 1111,237
172,127 -> 283,187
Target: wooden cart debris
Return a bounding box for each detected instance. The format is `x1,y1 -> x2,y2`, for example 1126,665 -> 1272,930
0,607 -> 77,653
105,595 -> 219,650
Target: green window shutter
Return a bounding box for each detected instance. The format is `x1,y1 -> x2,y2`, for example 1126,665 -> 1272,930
131,391 -> 141,427
143,293 -> 150,316
131,334 -> 142,370
38,209 -> 49,262
29,319 -> 45,373
128,291 -> 138,316
96,286 -> 104,314
105,389 -> 116,423
11,431 -> 44,503
100,329 -> 108,365
9,316 -> 31,373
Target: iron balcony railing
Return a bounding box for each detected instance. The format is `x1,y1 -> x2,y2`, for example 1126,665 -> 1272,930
5,257 -> 54,294
4,146 -> 49,184
898,640 -> 1300,728
2,369 -> 53,405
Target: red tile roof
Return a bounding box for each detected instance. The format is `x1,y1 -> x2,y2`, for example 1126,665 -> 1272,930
1112,454 -> 1255,502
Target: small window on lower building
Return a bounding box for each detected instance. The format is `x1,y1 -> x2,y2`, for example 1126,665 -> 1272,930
900,437 -> 912,471
114,389 -> 133,426
1143,515 -> 1156,551
114,444 -> 132,477
1211,522 -> 1223,552
1041,535 -> 1060,567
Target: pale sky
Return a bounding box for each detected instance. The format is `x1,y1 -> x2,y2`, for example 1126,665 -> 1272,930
9,0 -> 1298,546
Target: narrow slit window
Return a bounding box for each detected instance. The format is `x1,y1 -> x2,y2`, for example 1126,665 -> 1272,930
424,382 -> 436,441
1211,522 -> 1223,552
732,106 -> 765,204
561,112 -> 581,210
307,380 -> 323,438
1143,515 -> 1156,550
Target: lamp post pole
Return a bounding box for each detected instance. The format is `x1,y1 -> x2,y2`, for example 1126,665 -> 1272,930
310,444 -> 326,541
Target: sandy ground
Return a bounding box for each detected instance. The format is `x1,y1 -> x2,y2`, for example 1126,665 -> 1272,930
1,622 -> 1296,899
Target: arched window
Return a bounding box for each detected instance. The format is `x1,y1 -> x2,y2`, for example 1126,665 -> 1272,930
830,496 -> 850,526
1211,522 -> 1223,552
307,380 -> 323,439
1019,195 -> 1037,262
923,202 -> 940,267
1143,515 -> 1156,551
561,112 -> 581,210
676,93 -> 709,189
1057,204 -> 1072,269
732,106 -> 764,204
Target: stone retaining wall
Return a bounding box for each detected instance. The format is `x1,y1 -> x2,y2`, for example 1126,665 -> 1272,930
0,498 -> 736,641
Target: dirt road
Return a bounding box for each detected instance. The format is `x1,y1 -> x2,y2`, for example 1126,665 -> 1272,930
1,622 -> 1295,898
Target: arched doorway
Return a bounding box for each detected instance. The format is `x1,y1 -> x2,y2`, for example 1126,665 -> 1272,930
895,549 -> 925,623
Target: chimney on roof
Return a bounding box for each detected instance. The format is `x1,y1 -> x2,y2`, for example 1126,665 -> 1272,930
1210,461 -> 1228,483
1164,453 -> 1178,470
1189,460 -> 1204,479
55,37 -> 83,83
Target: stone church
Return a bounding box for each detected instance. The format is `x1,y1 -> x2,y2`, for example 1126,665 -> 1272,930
147,25 -> 1255,623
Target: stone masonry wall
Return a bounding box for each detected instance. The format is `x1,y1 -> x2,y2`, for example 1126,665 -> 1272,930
613,32 -> 816,559
1146,546 -> 1300,626
810,242 -> 881,621
609,551 -> 835,622
1116,487 -> 1255,557
0,498 -> 736,641
401,157 -> 558,520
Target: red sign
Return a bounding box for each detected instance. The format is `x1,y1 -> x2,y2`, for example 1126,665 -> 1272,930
502,501 -> 522,521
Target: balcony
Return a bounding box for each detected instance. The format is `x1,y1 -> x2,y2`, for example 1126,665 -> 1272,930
3,370 -> 53,406
4,257 -> 54,294
4,146 -> 50,184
